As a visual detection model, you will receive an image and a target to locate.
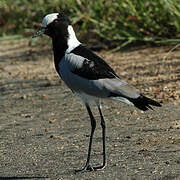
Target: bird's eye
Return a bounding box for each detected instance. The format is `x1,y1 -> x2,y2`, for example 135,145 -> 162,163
53,19 -> 59,24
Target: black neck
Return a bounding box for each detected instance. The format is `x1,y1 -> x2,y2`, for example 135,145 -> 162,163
52,36 -> 68,73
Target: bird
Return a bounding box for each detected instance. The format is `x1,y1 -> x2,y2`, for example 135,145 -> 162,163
33,12 -> 161,173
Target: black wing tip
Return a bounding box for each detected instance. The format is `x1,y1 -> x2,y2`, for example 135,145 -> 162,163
129,94 -> 162,111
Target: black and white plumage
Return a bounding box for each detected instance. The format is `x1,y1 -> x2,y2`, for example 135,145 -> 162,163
33,13 -> 161,173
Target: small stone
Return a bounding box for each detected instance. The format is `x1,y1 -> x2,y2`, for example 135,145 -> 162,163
49,119 -> 56,124
45,128 -> 49,132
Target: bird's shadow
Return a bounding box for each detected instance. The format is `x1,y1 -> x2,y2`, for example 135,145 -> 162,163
0,177 -> 47,180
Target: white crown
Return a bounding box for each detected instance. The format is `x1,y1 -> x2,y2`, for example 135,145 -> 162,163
42,13 -> 59,27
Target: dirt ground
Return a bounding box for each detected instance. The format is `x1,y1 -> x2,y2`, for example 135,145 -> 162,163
0,39 -> 180,180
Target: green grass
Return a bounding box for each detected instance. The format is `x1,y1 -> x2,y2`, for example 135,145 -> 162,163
0,0 -> 180,49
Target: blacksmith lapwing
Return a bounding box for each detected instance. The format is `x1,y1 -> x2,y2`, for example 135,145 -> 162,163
33,13 -> 161,173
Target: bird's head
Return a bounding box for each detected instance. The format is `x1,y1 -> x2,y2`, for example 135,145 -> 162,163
33,13 -> 71,38
33,13 -> 81,53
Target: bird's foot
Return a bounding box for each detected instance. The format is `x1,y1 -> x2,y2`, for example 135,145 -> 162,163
75,164 -> 94,174
93,164 -> 106,171
75,163 -> 106,174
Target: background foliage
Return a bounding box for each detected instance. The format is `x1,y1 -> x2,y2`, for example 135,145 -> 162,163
0,0 -> 180,48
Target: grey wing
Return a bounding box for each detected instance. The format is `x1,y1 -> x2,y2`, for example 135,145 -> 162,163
59,53 -> 140,100
59,53 -> 161,110
97,78 -> 140,99
59,53 -> 105,95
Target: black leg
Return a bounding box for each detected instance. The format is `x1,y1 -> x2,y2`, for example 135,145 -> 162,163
93,104 -> 107,170
75,103 -> 96,173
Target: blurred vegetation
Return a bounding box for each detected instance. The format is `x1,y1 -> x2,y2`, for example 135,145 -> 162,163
0,0 -> 180,49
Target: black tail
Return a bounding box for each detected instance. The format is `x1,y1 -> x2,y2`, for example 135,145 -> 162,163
128,94 -> 162,111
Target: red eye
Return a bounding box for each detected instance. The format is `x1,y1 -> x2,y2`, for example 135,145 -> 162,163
53,19 -> 59,24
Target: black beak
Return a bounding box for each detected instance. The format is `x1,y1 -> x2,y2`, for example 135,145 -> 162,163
32,27 -> 46,38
